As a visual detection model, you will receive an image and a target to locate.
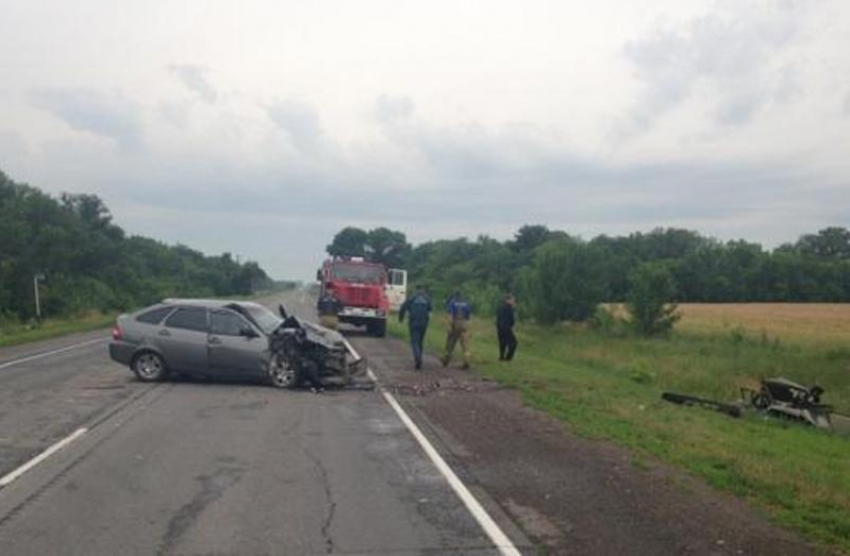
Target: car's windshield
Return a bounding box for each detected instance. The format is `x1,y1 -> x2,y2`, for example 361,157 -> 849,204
331,263 -> 385,284
242,304 -> 282,334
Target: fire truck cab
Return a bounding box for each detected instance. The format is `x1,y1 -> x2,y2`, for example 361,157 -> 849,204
317,257 -> 390,337
385,268 -> 408,311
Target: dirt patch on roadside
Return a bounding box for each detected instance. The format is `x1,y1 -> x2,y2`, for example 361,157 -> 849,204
389,376 -> 504,397
355,335 -> 821,556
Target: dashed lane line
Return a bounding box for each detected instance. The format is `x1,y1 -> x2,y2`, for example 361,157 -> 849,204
0,337 -> 107,371
0,428 -> 88,488
0,335 -> 113,489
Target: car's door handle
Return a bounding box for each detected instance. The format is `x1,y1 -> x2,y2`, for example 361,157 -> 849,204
158,329 -> 170,337
208,336 -> 222,345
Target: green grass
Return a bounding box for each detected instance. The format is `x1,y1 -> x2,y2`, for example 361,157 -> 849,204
0,312 -> 117,348
389,314 -> 850,554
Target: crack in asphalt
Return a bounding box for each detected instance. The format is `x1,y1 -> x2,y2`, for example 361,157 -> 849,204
157,457 -> 246,556
297,441 -> 337,554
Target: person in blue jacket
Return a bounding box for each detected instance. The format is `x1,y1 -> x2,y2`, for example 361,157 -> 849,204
398,284 -> 432,370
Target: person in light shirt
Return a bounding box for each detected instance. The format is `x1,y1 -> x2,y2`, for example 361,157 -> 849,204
441,290 -> 472,370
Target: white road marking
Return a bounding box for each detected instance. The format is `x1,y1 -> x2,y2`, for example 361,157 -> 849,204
0,337 -> 106,371
0,428 -> 88,488
343,339 -> 522,556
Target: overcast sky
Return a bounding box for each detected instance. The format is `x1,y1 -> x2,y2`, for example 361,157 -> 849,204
1,0 -> 849,280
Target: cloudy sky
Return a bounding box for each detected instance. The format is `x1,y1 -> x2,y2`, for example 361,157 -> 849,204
1,0 -> 849,280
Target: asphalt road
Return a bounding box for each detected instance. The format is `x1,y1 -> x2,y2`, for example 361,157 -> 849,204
0,291 -> 527,555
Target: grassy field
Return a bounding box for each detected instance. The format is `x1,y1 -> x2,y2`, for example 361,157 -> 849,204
390,304 -> 850,554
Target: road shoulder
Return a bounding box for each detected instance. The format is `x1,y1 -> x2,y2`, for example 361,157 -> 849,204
350,332 -> 817,556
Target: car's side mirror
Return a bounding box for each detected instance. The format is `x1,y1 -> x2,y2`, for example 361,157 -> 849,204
240,326 -> 258,338
278,304 -> 288,319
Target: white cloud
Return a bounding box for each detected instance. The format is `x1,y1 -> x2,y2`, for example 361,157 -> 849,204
620,1 -> 807,135
168,64 -> 218,103
266,99 -> 326,154
373,95 -> 415,123
30,89 -> 143,151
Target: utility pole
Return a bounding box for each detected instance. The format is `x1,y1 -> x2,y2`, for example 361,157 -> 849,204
33,273 -> 45,320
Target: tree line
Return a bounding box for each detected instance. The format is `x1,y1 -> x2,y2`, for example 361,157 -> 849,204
0,170 -> 271,323
327,224 -> 850,325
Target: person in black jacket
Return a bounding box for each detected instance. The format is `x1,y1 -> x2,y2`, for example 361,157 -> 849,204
317,288 -> 342,330
496,293 -> 517,361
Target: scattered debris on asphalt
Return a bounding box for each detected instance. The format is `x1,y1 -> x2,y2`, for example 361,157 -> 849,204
389,378 -> 502,397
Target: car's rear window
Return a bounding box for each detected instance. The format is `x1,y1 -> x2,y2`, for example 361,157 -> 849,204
164,307 -> 208,332
136,306 -> 175,324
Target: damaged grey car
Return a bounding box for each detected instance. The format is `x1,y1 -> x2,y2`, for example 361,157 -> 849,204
108,299 -> 366,389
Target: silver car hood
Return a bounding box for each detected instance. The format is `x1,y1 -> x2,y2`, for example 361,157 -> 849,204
300,320 -> 348,351
272,316 -> 347,352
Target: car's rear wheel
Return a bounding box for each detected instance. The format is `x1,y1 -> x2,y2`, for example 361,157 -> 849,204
132,351 -> 168,382
268,353 -> 298,389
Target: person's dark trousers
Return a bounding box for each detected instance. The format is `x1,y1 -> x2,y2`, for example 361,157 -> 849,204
497,325 -> 517,361
410,324 -> 427,368
301,360 -> 323,390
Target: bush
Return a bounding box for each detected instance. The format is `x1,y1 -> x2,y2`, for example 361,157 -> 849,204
588,305 -> 627,335
465,281 -> 504,318
0,310 -> 20,334
626,262 -> 681,336
518,239 -> 606,324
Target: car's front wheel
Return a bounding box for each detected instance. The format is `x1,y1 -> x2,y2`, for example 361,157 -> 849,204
132,351 -> 168,382
268,353 -> 299,389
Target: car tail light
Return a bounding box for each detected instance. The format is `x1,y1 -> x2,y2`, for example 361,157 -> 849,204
112,325 -> 122,341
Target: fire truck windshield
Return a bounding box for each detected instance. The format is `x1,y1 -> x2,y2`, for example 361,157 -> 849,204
331,263 -> 384,284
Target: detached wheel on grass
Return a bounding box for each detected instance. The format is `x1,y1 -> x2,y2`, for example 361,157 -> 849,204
268,354 -> 299,389
132,352 -> 168,382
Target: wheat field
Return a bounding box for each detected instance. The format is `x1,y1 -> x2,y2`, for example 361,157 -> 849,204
674,303 -> 850,347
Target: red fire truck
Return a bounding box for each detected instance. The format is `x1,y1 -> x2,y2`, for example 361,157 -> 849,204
317,257 -> 389,336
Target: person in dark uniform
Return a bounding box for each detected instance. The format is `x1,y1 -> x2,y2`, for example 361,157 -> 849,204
496,293 -> 517,361
317,288 -> 342,329
301,359 -> 325,394
399,284 -> 432,370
